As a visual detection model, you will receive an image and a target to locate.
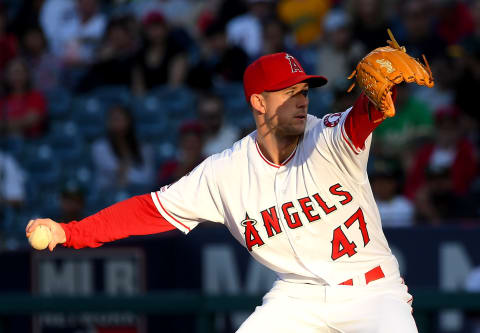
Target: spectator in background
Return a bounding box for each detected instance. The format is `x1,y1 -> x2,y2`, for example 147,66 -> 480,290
157,120 -> 205,186
413,55 -> 457,113
330,83 -> 358,114
372,84 -> 433,163
315,9 -> 365,91
262,18 -> 292,55
0,58 -> 47,138
56,181 -> 86,222
455,0 -> 480,134
197,92 -> 240,156
40,0 -> 75,54
131,0 -> 198,32
0,4 -> 18,78
405,106 -> 477,198
43,0 -> 106,66
0,150 -> 25,208
91,104 -> 155,192
77,15 -> 138,92
370,157 -> 414,227
9,0 -> 45,36
187,19 -> 248,90
132,11 -> 188,95
0,150 -> 25,243
398,0 -> 445,61
413,166 -> 465,224
277,0 -> 331,47
226,0 -> 274,59
405,107 -> 478,224
348,0 -> 391,51
20,25 -> 61,94
435,0 -> 474,46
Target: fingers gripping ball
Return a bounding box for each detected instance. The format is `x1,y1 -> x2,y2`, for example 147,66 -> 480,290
28,225 -> 52,250
347,29 -> 434,120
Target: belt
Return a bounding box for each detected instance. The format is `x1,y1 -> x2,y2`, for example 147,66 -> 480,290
339,265 -> 385,286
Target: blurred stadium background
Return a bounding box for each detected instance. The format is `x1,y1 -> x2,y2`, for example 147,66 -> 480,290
0,0 -> 480,332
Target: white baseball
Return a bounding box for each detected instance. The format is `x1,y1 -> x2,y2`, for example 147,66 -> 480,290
28,225 -> 52,250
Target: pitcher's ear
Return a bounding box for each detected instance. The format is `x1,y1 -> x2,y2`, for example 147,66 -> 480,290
250,93 -> 266,114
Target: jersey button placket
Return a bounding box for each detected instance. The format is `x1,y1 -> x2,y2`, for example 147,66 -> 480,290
274,166 -> 302,261
276,162 -> 326,281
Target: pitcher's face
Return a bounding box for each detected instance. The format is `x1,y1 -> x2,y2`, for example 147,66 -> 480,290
262,83 -> 309,137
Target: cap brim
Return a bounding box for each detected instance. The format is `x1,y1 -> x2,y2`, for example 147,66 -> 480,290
265,74 -> 328,92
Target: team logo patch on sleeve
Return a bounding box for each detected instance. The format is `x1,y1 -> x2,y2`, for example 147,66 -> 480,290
324,112 -> 342,127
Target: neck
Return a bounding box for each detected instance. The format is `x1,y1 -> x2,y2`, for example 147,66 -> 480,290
256,131 -> 299,165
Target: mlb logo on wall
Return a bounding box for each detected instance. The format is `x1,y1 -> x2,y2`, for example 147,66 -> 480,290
31,248 -> 146,333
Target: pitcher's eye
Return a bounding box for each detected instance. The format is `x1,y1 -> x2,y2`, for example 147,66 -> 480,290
300,90 -> 308,97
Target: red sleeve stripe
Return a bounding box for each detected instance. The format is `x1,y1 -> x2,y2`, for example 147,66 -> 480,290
341,111 -> 362,155
150,191 -> 191,234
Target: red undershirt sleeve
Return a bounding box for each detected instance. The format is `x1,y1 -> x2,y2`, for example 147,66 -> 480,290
344,89 -> 396,150
60,194 -> 176,249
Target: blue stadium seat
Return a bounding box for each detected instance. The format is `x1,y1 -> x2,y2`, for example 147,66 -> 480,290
0,136 -> 25,160
214,82 -> 250,119
23,143 -> 61,188
71,96 -> 107,141
214,82 -> 245,101
150,86 -> 196,119
46,121 -> 86,166
133,95 -> 169,142
46,87 -> 72,120
307,90 -> 334,118
89,85 -> 132,107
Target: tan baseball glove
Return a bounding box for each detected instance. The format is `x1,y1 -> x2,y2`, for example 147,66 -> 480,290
347,29 -> 434,121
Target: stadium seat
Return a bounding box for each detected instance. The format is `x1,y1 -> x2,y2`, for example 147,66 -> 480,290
46,87 -> 72,120
133,95 -> 169,142
23,143 -> 61,188
89,85 -> 132,106
46,121 -> 86,166
307,90 -> 334,118
0,136 -> 25,160
213,82 -> 250,119
150,86 -> 196,119
71,96 -> 107,141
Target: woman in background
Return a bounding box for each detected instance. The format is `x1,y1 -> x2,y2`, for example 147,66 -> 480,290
0,57 -> 47,138
91,104 -> 155,193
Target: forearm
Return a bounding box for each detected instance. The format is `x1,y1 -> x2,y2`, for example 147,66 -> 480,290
344,89 -> 396,149
60,194 -> 176,249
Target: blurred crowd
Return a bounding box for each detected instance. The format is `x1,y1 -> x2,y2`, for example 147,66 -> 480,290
0,0 -> 479,249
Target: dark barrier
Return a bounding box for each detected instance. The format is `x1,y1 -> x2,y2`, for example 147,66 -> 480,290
1,291 -> 480,333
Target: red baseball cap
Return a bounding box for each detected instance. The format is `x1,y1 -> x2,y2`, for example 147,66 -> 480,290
243,52 -> 327,103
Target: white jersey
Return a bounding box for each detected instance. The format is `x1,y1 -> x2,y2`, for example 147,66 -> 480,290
151,109 -> 398,285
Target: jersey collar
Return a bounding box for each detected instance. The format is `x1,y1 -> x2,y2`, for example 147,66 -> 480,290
255,139 -> 297,168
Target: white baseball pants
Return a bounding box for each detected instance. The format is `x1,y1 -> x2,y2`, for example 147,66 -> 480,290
237,272 -> 417,332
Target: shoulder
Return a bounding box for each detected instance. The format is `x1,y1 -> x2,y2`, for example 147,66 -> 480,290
304,110 -> 350,134
208,132 -> 254,165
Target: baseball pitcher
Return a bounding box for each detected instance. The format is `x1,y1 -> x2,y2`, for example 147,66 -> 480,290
26,32 -> 433,332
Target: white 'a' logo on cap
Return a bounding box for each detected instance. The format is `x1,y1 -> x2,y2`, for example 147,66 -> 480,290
285,54 -> 303,73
